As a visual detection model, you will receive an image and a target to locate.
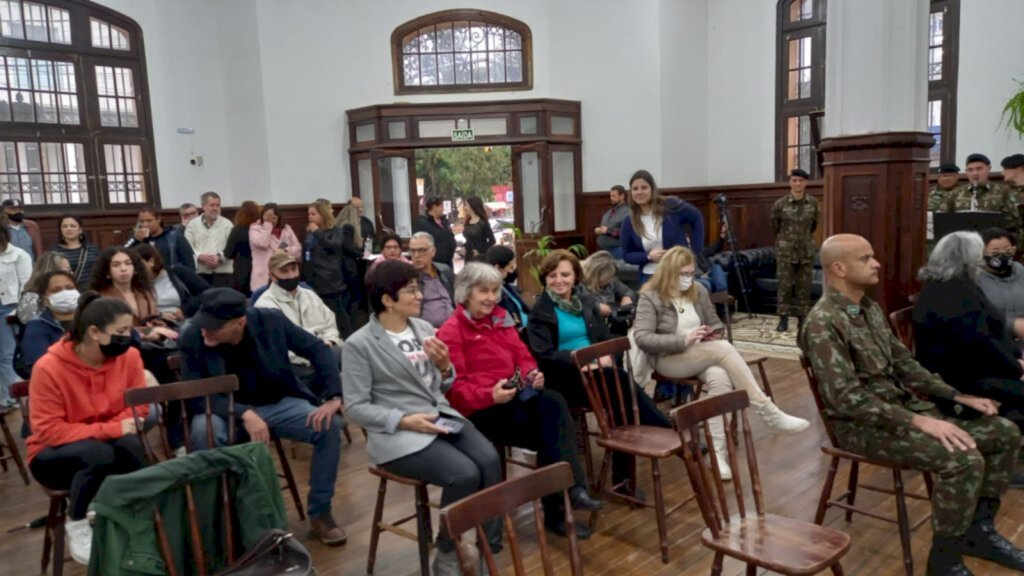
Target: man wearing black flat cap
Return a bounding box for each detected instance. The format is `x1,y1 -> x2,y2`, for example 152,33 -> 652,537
940,153 -> 1021,238
929,164 -> 961,211
771,168 -> 819,332
1001,154 -> 1024,191
180,287 -> 348,546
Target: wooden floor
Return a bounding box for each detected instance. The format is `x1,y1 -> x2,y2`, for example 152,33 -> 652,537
4,357 -> 1024,575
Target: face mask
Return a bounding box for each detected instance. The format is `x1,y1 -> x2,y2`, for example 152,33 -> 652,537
48,289 -> 80,313
8,212 -> 24,223
99,334 -> 133,358
678,276 -> 693,291
505,269 -> 518,285
277,276 -> 301,292
987,253 -> 1013,274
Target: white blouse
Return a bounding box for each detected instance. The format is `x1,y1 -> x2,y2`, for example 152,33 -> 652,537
672,297 -> 702,336
640,213 -> 663,275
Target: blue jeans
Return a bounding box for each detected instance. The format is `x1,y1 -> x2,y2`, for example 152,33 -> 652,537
696,264 -> 728,293
0,304 -> 18,403
608,246 -> 623,260
191,396 -> 342,519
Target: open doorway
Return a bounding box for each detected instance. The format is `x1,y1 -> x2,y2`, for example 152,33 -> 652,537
415,145 -> 515,271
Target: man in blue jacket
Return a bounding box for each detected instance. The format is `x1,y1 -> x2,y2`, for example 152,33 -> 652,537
180,288 -> 346,546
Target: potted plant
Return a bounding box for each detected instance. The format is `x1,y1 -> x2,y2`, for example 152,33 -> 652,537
1001,79 -> 1024,136
518,235 -> 588,304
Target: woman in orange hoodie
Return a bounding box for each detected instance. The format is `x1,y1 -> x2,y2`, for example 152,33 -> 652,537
27,291 -> 149,566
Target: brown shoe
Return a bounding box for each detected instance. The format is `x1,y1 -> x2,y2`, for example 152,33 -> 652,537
309,514 -> 348,546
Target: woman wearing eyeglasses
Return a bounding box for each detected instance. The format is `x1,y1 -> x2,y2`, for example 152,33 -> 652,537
976,228 -> 1024,342
632,246 -> 809,481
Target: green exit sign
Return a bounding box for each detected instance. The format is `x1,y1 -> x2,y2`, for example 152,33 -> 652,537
451,128 -> 475,142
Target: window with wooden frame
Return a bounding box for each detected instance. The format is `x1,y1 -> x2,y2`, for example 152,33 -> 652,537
0,0 -> 158,210
391,9 -> 532,95
927,0 -> 959,169
775,0 -> 826,180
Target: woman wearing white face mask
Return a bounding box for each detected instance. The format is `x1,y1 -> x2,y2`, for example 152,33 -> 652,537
632,246 -> 809,481
21,270 -> 79,372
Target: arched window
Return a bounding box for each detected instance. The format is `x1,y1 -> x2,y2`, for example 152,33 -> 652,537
0,0 -> 158,210
391,9 -> 532,95
775,0 -> 959,178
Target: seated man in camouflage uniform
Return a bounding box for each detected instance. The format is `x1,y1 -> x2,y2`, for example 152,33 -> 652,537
800,233 -> 1024,576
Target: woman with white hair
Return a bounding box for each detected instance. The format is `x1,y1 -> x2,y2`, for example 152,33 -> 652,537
436,262 -> 603,539
913,231 -> 1024,432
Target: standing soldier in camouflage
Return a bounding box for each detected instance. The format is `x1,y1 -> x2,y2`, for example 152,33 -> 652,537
940,153 -> 1021,239
771,168 -> 819,332
1001,154 -> 1024,192
800,233 -> 1024,576
928,163 -> 961,211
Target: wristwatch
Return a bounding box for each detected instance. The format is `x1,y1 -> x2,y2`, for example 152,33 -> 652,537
439,365 -> 453,379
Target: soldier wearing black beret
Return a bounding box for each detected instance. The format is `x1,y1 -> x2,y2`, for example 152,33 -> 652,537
1001,154 -> 1024,190
771,168 -> 819,332
939,153 -> 1020,239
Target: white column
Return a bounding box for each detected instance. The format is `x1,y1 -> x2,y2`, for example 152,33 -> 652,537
823,0 -> 930,138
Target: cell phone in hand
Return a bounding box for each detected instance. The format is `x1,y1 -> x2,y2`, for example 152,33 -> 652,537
434,417 -> 464,434
278,241 -> 288,250
502,368 -> 522,390
702,328 -> 724,341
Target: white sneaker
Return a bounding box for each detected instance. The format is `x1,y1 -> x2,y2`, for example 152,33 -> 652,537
755,402 -> 810,434
432,542 -> 481,576
65,518 -> 93,565
711,432 -> 733,481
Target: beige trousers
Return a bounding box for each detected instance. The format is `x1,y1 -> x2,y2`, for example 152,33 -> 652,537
653,340 -> 770,408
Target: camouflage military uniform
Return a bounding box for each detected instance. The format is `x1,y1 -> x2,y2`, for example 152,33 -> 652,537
771,194 -> 819,317
800,287 -> 1022,536
928,185 -> 957,212
940,182 -> 1021,238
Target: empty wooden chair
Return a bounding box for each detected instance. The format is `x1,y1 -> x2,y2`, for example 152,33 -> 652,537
440,462 -> 583,576
571,337 -> 694,563
0,384 -> 29,485
801,356 -> 933,576
887,306 -> 915,352
366,466 -> 435,576
672,389 -> 852,575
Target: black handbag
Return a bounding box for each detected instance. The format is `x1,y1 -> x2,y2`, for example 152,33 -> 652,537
215,530 -> 314,576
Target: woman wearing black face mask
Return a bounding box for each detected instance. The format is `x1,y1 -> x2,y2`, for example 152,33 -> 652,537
484,245 -> 530,336
977,228 -> 1024,343
25,291 -> 149,566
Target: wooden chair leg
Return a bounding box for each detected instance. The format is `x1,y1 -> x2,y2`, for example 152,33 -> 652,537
498,444 -> 509,481
0,415 -> 29,485
414,483 -> 431,576
831,562 -> 845,575
575,412 -> 595,487
589,452 -> 613,532
746,563 -> 757,576
42,496 -> 59,574
893,469 -> 914,576
651,459 -> 669,563
47,496 -> 67,576
0,438 -> 7,471
923,471 -> 934,499
711,551 -> 725,576
755,360 -> 773,400
366,477 -> 388,574
272,438 -> 306,521
844,460 -> 860,522
815,456 -> 840,524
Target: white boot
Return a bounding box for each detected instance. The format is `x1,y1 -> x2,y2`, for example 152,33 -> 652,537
65,518 -> 93,566
754,401 -> 810,434
708,418 -> 733,481
433,541 -> 481,576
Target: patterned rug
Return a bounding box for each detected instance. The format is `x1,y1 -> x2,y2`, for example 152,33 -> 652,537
729,313 -> 802,359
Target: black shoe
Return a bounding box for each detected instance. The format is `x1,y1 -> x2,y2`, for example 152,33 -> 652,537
569,487 -> 604,511
796,316 -> 805,331
927,542 -> 974,576
955,498 -> 1024,570
545,520 -> 591,540
1010,470 -> 1024,489
775,316 -> 789,332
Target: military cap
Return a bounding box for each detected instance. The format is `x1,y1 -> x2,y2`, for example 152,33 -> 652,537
1000,154 -> 1024,170
938,163 -> 960,174
966,153 -> 991,166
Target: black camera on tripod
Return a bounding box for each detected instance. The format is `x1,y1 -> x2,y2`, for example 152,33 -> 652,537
713,193 -> 728,206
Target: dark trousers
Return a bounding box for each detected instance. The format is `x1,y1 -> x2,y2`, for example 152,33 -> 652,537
381,425 -> 502,553
320,292 -> 354,339
966,377 -> 1024,431
29,436 -> 146,520
470,389 -> 586,520
199,273 -> 234,289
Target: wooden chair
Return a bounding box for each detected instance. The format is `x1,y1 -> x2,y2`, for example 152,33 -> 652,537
0,385 -> 29,485
441,462 -> 583,576
12,381 -> 72,576
571,337 -> 694,563
165,351 -> 308,520
672,390 -> 851,575
366,466 -> 437,576
888,306 -> 915,352
800,356 -> 933,576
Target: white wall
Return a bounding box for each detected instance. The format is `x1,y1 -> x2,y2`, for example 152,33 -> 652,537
659,0 -> 708,187
955,0 -> 1024,166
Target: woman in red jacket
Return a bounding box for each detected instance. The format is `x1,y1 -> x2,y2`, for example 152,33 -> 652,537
436,263 -> 602,539
27,291 -> 149,566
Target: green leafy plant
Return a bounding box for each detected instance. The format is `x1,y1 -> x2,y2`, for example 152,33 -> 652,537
522,235 -> 589,285
1001,79 -> 1024,136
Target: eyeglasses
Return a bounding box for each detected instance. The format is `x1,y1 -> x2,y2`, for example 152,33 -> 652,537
398,285 -> 423,296
408,247 -> 432,255
988,249 -> 1017,257
679,271 -> 696,279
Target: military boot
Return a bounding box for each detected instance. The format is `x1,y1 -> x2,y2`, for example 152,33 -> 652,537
927,535 -> 974,575
796,315 -> 805,332
775,315 -> 789,332
955,497 -> 1024,570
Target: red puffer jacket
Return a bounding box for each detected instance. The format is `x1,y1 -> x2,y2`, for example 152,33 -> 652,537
436,304 -> 538,417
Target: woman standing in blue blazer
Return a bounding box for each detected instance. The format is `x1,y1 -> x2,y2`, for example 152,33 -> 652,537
620,170 -> 705,285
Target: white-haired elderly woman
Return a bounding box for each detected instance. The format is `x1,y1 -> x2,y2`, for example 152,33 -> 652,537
913,231 -> 1024,432
435,262 -> 603,539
